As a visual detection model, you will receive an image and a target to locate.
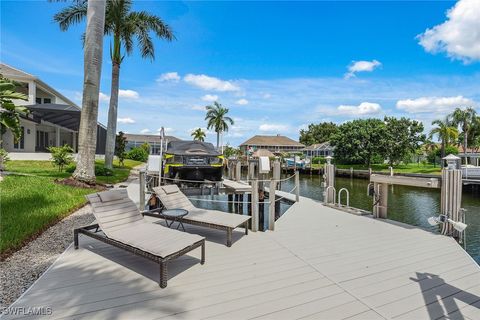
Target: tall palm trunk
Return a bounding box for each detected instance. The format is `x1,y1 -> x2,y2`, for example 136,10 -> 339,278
104,35 -> 121,169
73,0 -> 106,184
216,131 -> 220,149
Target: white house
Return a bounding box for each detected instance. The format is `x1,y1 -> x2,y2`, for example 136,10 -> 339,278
0,63 -> 106,154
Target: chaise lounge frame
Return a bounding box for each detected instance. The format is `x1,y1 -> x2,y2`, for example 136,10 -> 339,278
142,210 -> 248,247
74,210 -> 205,288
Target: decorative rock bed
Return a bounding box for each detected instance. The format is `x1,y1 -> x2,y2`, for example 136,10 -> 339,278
0,205 -> 94,308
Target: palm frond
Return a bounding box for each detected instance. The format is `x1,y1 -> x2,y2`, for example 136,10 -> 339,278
53,1 -> 88,31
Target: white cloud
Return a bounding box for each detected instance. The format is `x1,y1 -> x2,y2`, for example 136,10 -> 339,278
201,94 -> 219,102
184,74 -> 240,92
140,128 -> 150,134
337,102 -> 382,115
119,89 -> 139,99
417,0 -> 480,63
396,96 -> 475,113
99,92 -> 110,102
117,117 -> 135,124
345,60 -> 382,79
191,105 -> 206,111
259,123 -> 290,132
262,93 -> 271,99
235,98 -> 249,105
157,72 -> 181,82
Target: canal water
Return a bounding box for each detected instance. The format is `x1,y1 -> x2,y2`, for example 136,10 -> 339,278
190,174 -> 479,264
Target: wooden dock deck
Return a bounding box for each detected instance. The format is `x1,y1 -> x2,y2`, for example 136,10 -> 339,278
4,195 -> 479,319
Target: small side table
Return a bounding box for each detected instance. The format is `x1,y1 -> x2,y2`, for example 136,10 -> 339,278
159,209 -> 188,231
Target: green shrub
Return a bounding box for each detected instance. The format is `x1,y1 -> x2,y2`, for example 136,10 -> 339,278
126,147 -> 148,162
65,164 -> 113,176
48,145 -> 74,172
312,156 -> 326,164
0,148 -> 9,170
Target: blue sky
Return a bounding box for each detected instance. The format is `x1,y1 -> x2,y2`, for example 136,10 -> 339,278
1,0 -> 479,146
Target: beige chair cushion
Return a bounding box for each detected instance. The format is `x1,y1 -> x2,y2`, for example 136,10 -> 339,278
162,184 -> 180,195
153,185 -> 250,228
86,189 -> 204,258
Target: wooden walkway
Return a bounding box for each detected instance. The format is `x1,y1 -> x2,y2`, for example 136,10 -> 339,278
4,196 -> 479,319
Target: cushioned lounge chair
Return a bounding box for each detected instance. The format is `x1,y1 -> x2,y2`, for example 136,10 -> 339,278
74,189 -> 205,288
152,185 -> 250,247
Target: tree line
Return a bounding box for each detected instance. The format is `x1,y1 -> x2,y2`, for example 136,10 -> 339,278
299,107 -> 479,166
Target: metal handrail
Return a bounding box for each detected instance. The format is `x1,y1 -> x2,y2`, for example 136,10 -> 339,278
338,188 -> 350,208
324,186 -> 336,204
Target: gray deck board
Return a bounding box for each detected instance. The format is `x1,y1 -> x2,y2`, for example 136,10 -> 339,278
3,195 -> 479,320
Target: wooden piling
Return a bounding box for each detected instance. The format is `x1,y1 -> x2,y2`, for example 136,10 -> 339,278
251,180 -> 259,232
295,171 -> 300,202
269,179 -> 276,230
373,182 -> 388,218
139,169 -> 146,210
440,168 -> 462,236
235,161 -> 242,182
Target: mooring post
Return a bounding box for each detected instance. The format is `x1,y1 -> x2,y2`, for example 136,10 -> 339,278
251,179 -> 259,232
324,156 -> 335,203
389,166 -> 394,176
369,167 -> 372,176
273,160 -> 281,189
235,161 -> 242,182
295,170 -> 300,202
139,169 -> 146,210
441,154 -> 463,237
269,179 -> 276,230
373,182 -> 388,218
350,167 -> 354,178
249,161 -> 256,180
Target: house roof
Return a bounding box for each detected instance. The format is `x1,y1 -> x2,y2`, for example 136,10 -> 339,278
26,104 -> 82,131
0,63 -> 79,109
239,135 -> 305,147
252,149 -> 275,157
303,141 -> 334,150
124,133 -> 181,143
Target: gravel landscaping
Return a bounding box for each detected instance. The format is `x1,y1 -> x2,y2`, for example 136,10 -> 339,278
0,205 -> 94,308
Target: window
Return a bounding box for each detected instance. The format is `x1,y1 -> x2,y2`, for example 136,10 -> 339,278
44,98 -> 52,104
13,126 -> 25,149
36,98 -> 42,104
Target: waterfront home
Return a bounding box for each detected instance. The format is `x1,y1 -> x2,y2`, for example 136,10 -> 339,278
302,141 -> 335,158
239,134 -> 305,155
0,63 -> 107,154
125,133 -> 181,154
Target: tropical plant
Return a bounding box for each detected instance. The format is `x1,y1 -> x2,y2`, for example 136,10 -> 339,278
191,128 -> 206,141
48,145 -> 74,172
126,146 -> 148,162
205,101 -> 234,150
68,0 -> 106,184
0,77 -> 28,144
140,142 -> 150,154
299,122 -> 338,146
450,107 -> 477,164
223,144 -> 241,158
54,0 -> 175,170
115,131 -> 127,166
430,118 -> 459,159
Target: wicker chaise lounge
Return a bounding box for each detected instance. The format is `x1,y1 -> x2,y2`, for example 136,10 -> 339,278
74,189 -> 205,288
152,185 -> 250,247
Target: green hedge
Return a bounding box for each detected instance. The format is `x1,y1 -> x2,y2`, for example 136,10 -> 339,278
126,147 -> 149,162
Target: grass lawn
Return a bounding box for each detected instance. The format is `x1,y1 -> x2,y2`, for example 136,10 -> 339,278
0,159 -> 143,256
311,163 -> 442,174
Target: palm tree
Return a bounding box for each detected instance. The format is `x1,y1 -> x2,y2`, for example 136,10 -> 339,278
205,101 -> 234,150
450,107 -> 477,164
54,0 -> 175,169
191,128 -> 206,142
430,118 -> 459,159
72,0 -> 106,184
